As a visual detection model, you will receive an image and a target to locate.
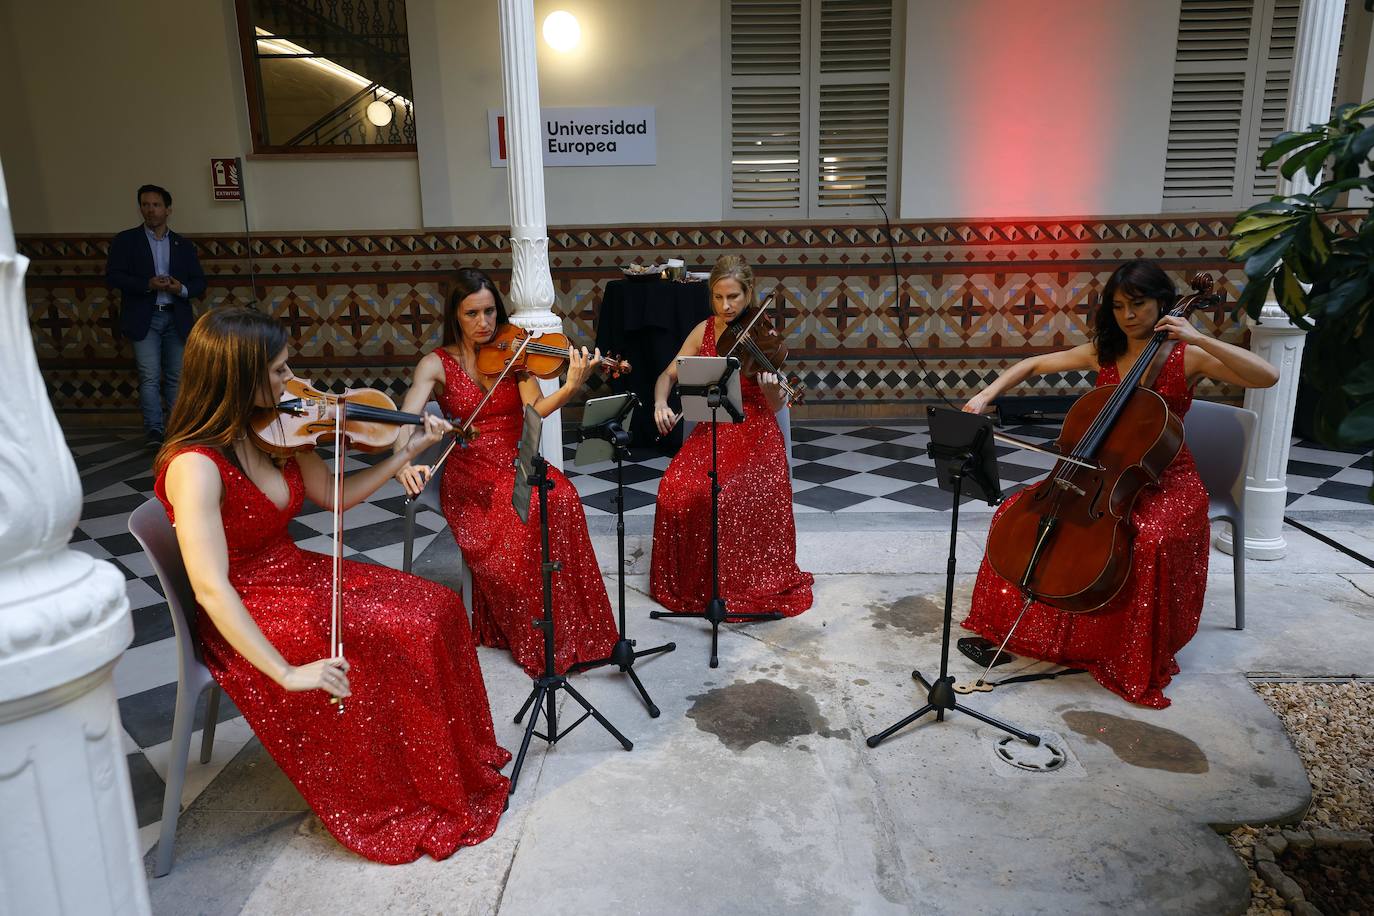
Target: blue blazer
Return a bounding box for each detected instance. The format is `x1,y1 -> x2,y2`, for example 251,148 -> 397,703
105,226 -> 207,341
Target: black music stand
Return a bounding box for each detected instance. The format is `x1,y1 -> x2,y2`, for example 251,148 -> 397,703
865,407 -> 1040,749
568,393 -> 677,717
507,406 -> 633,795
650,356 -> 782,668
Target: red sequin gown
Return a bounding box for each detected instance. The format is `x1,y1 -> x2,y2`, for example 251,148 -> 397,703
650,318 -> 814,616
961,343 -> 1210,708
433,348 -> 618,676
154,447 -> 510,864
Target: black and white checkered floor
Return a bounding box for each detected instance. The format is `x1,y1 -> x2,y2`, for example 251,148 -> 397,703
62,421 -> 1371,854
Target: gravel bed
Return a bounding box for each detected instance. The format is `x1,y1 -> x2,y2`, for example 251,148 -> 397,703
1227,681 -> 1374,916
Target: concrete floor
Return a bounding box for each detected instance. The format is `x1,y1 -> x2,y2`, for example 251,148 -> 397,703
144,513 -> 1374,915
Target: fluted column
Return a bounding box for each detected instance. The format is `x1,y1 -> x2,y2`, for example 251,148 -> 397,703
497,0 -> 563,467
0,161 -> 149,912
1219,0 -> 1342,560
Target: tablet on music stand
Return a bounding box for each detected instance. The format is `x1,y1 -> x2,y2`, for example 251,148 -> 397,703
926,406 -> 1003,506
512,404 -> 542,524
677,356 -> 744,424
575,393 -> 636,467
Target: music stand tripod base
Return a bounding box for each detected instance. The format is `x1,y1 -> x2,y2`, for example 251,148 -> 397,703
865,408 -> 1039,750
649,356 -> 782,668
567,393 -> 676,716
506,407 -> 633,797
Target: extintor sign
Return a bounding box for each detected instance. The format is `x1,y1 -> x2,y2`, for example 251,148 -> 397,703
211,158 -> 242,201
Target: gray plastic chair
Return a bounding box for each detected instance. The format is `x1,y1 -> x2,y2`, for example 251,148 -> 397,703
401,401 -> 472,609
1183,399 -> 1258,630
127,498 -> 222,877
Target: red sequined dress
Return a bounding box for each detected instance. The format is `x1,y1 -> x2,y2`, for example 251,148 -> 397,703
961,343 -> 1210,708
433,348 -> 618,676
650,317 -> 814,616
154,447 -> 510,864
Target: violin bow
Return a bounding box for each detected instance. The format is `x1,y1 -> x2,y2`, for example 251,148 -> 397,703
329,393 -> 347,714
403,331 -> 535,506
722,289 -> 801,403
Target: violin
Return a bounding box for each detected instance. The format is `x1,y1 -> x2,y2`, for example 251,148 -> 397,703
983,273 -> 1222,614
250,377 -> 470,457
474,324 -> 632,379
717,290 -> 805,405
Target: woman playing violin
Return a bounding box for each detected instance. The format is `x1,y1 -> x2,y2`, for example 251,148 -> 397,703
649,255 -> 813,618
961,259 -> 1278,708
393,268 -> 618,677
155,306 -> 509,864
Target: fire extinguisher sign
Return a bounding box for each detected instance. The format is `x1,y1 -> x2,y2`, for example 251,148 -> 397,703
211,158 -> 242,201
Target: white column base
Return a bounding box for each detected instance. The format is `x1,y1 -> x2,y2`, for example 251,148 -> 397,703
1215,483 -> 1291,560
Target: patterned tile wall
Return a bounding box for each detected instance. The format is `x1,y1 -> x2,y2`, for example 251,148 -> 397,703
24,215 -> 1310,417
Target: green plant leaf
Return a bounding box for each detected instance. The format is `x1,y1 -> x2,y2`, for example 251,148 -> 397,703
1233,212 -> 1304,235
1308,215 -> 1330,261
1260,131 -> 1321,166
1311,274 -> 1372,320
1337,399 -> 1374,446
1280,265 -> 1309,316
1243,231 -> 1296,279
1229,218 -> 1301,259
1302,140 -> 1335,182
1236,275 -> 1273,320
1342,360 -> 1374,397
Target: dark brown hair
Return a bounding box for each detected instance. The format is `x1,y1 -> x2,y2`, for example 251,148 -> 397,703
442,268 -> 509,346
154,307 -> 288,475
1093,260 -> 1177,368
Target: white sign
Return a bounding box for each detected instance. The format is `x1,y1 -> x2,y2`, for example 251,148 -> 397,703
488,106 -> 656,167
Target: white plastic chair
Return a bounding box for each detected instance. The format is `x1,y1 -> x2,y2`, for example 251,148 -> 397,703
1183,400 -> 1258,630
401,401 -> 472,609
127,498 -> 223,877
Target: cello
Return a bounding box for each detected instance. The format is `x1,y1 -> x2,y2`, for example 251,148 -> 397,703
983,273 -> 1222,615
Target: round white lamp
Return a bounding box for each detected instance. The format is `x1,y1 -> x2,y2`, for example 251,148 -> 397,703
366,99 -> 393,127
542,10 -> 580,52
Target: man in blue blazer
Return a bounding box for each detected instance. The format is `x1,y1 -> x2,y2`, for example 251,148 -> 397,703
105,184 -> 206,445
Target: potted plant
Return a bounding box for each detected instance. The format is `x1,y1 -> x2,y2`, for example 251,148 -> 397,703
1228,99 -> 1374,489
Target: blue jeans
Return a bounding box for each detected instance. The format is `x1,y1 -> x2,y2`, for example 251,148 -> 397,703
132,310 -> 184,433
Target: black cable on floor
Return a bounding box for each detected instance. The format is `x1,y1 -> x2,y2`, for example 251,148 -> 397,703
1283,515 -> 1374,569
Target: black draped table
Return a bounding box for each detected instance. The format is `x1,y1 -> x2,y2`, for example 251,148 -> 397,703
594,277 -> 712,453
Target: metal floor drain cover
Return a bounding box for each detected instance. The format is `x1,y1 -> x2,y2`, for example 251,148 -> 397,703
995,736 -> 1067,772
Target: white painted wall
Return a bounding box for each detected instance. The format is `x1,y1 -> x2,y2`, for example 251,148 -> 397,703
409,0 -> 724,229
0,0 -> 422,234
899,0 -> 1180,219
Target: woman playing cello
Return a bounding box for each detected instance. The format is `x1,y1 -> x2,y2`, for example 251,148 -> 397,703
393,268 -> 619,677
155,306 -> 510,863
961,260 -> 1278,708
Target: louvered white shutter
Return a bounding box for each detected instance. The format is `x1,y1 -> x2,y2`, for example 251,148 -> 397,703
1163,0 -> 1350,210
726,0 -> 898,218
1250,0 -> 1298,199
813,0 -> 896,209
1163,0 -> 1260,209
728,1 -> 807,215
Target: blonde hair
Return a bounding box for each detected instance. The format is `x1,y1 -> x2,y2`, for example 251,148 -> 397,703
708,255 -> 755,302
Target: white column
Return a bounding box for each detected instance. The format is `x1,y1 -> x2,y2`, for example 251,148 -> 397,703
497,0 -> 563,468
0,163 -> 149,913
1217,297 -> 1307,559
1217,0 -> 1342,560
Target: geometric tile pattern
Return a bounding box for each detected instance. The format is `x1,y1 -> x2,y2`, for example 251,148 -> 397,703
28,214 -> 1348,416
70,418 -> 1369,849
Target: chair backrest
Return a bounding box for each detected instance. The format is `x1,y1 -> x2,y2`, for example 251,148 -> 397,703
1183,399 -> 1257,514
414,400 -> 447,514
128,499 -> 206,666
